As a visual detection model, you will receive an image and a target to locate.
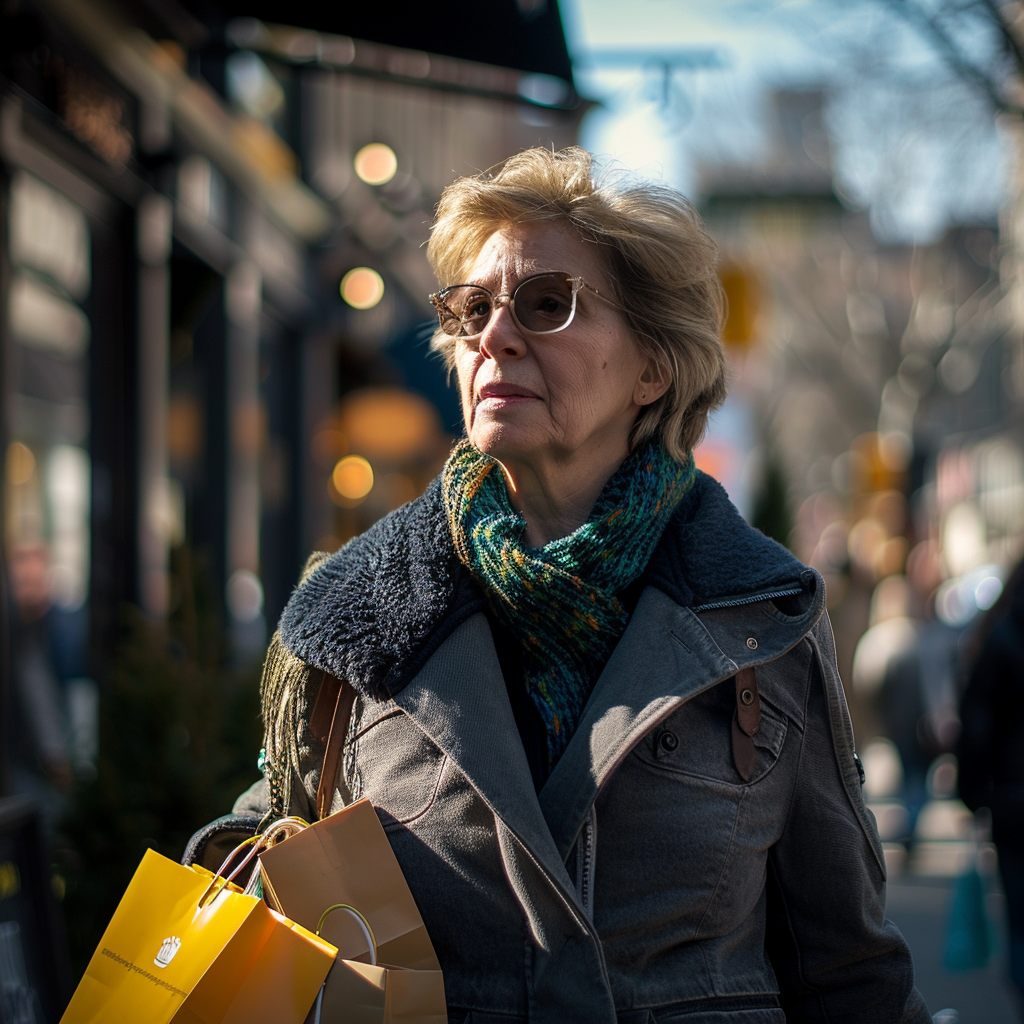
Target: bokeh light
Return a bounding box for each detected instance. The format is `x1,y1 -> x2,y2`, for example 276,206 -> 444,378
337,387 -> 441,461
5,441 -> 35,486
332,455 -> 374,502
340,267 -> 384,310
353,143 -> 398,186
226,569 -> 264,623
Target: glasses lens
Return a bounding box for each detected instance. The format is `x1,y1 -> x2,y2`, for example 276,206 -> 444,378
513,274 -> 576,333
437,286 -> 492,336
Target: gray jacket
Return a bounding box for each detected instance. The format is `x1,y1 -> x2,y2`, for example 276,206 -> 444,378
238,472 -> 930,1024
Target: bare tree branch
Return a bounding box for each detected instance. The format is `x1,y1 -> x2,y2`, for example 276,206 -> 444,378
884,0 -> 1024,117
977,0 -> 1024,78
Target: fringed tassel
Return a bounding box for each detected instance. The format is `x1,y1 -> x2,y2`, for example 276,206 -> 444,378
260,550 -> 333,818
259,631 -> 314,820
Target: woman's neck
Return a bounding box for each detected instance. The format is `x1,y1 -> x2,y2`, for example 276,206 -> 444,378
499,449 -> 627,548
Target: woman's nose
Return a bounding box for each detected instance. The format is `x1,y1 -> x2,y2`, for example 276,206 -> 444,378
478,303 -> 526,360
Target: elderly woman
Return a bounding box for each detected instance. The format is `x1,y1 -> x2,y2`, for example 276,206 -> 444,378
233,148 -> 929,1023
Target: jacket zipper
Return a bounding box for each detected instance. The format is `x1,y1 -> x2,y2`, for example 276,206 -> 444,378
578,805 -> 613,996
575,806 -> 597,921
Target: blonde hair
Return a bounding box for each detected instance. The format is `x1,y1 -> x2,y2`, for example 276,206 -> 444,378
426,147 -> 727,460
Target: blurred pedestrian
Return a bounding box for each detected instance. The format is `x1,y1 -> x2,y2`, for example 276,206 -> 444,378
958,557 -> 1024,1019
225,148 -> 928,1021
853,576 -> 924,824
853,575 -> 961,839
7,544 -> 73,822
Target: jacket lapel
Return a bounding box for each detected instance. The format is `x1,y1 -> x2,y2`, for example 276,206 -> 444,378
392,611 -> 577,893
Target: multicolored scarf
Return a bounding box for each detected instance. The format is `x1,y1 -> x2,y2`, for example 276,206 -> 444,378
442,439 -> 696,766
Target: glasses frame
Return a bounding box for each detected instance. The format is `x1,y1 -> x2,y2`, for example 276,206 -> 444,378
428,272 -> 621,339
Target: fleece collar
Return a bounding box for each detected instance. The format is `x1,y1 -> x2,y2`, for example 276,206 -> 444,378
278,469 -> 809,702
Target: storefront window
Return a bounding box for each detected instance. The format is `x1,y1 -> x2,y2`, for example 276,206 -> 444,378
5,172 -> 95,789
5,172 -> 92,610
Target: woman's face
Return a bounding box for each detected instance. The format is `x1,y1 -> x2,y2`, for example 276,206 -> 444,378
453,222 -> 655,480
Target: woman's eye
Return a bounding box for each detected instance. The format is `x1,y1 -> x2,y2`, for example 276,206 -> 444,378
531,292 -> 570,318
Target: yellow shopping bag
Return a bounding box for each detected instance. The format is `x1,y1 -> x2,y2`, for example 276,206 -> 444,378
60,846 -> 336,1024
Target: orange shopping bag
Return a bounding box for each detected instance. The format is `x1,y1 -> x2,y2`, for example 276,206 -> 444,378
60,838 -> 336,1024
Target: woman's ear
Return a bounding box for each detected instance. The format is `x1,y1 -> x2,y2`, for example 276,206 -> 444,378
634,355 -> 672,406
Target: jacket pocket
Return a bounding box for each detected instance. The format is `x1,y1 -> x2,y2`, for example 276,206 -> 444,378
351,703 -> 447,824
634,681 -> 788,787
597,688 -> 795,959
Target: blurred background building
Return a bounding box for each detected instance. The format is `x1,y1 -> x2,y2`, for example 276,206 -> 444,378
696,85 -> 1014,733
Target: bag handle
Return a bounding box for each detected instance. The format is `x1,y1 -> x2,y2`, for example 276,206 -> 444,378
198,816 -> 309,908
316,904 -> 378,966
312,671 -> 356,820
309,903 -> 378,1024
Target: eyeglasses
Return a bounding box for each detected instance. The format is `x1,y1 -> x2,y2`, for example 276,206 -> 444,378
429,272 -> 619,338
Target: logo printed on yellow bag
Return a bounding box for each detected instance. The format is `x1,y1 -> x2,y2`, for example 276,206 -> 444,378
154,936 -> 181,968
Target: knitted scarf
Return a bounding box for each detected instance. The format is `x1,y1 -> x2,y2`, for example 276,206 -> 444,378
442,439 -> 696,766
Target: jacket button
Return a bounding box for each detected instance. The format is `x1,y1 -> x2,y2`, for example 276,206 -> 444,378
659,731 -> 679,753
740,688 -> 755,706
746,637 -> 758,650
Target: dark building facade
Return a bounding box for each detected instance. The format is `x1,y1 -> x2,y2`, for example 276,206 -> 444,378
0,0 -> 584,775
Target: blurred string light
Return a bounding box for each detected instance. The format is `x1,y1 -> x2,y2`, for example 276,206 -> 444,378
340,267 -> 384,309
353,143 -> 398,186
332,455 -> 374,502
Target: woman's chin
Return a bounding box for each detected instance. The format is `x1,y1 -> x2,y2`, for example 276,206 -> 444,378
468,423 -> 544,466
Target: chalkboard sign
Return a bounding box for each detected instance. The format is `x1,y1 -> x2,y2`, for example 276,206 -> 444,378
0,797 -> 72,1023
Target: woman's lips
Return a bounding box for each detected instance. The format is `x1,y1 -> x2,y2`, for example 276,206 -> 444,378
476,383 -> 539,408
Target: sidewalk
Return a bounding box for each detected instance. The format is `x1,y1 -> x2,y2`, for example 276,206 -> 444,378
886,874 -> 1018,1023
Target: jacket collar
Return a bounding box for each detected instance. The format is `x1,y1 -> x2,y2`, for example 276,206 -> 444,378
278,476 -> 484,702
278,468 -> 812,699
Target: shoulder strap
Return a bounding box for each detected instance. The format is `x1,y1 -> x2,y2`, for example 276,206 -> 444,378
731,666 -> 761,782
310,670 -> 356,820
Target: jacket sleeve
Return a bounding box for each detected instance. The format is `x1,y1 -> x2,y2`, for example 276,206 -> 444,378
764,617 -> 931,1024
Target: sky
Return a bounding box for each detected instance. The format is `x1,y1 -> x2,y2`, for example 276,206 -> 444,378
560,0 -> 1009,243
